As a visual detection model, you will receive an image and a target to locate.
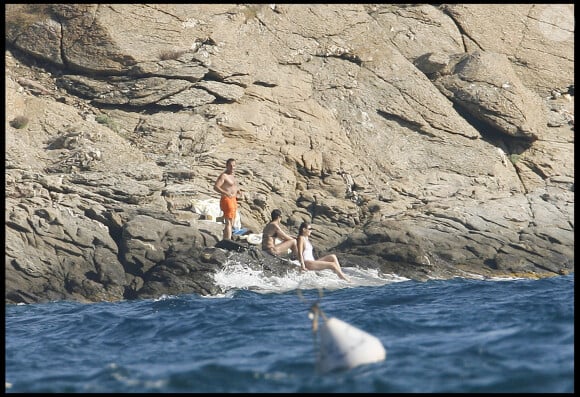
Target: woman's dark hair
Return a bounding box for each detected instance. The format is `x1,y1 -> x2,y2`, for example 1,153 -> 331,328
298,222 -> 310,236
271,209 -> 282,220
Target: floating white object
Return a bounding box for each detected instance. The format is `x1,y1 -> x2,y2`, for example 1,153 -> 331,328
317,317 -> 386,373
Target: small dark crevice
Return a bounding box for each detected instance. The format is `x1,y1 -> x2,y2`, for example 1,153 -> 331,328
438,5 -> 482,52
203,70 -> 224,82
377,109 -> 422,129
524,161 -> 549,180
208,96 -> 234,105
123,287 -> 138,300
253,81 -> 277,87
450,102 -> 534,155
339,53 -> 363,66
376,109 -> 436,138
484,258 -> 497,269
92,102 -> 189,114
85,270 -> 99,282
313,53 -> 363,66
8,45 -> 64,79
84,208 -> 124,248
200,37 -> 217,46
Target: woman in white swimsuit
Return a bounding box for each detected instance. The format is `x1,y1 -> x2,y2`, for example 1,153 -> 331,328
296,222 -> 350,281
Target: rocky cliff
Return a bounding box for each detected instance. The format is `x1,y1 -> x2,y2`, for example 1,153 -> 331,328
5,4 -> 574,304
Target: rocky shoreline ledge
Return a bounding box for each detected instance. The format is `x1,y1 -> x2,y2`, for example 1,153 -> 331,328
5,4 -> 574,304
6,200 -> 573,305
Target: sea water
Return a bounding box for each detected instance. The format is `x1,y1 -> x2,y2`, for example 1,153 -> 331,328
5,263 -> 574,393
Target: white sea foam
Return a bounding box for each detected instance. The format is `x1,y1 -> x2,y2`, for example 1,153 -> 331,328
213,261 -> 409,294
152,294 -> 178,302
487,276 -> 527,281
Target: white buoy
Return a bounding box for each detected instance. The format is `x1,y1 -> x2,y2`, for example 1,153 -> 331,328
317,317 -> 386,373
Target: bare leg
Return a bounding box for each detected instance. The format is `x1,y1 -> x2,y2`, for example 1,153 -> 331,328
223,217 -> 233,240
274,239 -> 297,257
288,239 -> 298,258
306,254 -> 350,281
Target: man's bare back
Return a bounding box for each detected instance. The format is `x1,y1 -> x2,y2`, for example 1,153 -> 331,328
261,209 -> 297,257
262,222 -> 282,252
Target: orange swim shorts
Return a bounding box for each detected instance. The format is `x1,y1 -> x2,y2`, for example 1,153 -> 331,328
220,196 -> 237,219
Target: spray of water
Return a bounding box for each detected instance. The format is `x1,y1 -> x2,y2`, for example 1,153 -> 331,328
213,260 -> 409,295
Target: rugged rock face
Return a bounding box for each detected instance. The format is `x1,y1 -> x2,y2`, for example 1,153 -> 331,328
5,4 -> 574,304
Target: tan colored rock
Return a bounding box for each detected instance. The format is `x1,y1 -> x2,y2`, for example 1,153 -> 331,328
4,4 -> 574,304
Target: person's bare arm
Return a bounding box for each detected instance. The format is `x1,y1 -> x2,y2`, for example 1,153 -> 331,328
274,224 -> 294,241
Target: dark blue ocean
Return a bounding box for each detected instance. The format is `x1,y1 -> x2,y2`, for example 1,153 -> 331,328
5,264 -> 574,393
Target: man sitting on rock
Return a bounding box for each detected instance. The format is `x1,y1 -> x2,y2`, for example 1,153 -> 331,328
261,209 -> 298,258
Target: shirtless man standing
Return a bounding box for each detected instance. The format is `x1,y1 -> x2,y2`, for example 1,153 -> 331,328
213,158 -> 242,240
262,209 -> 298,257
